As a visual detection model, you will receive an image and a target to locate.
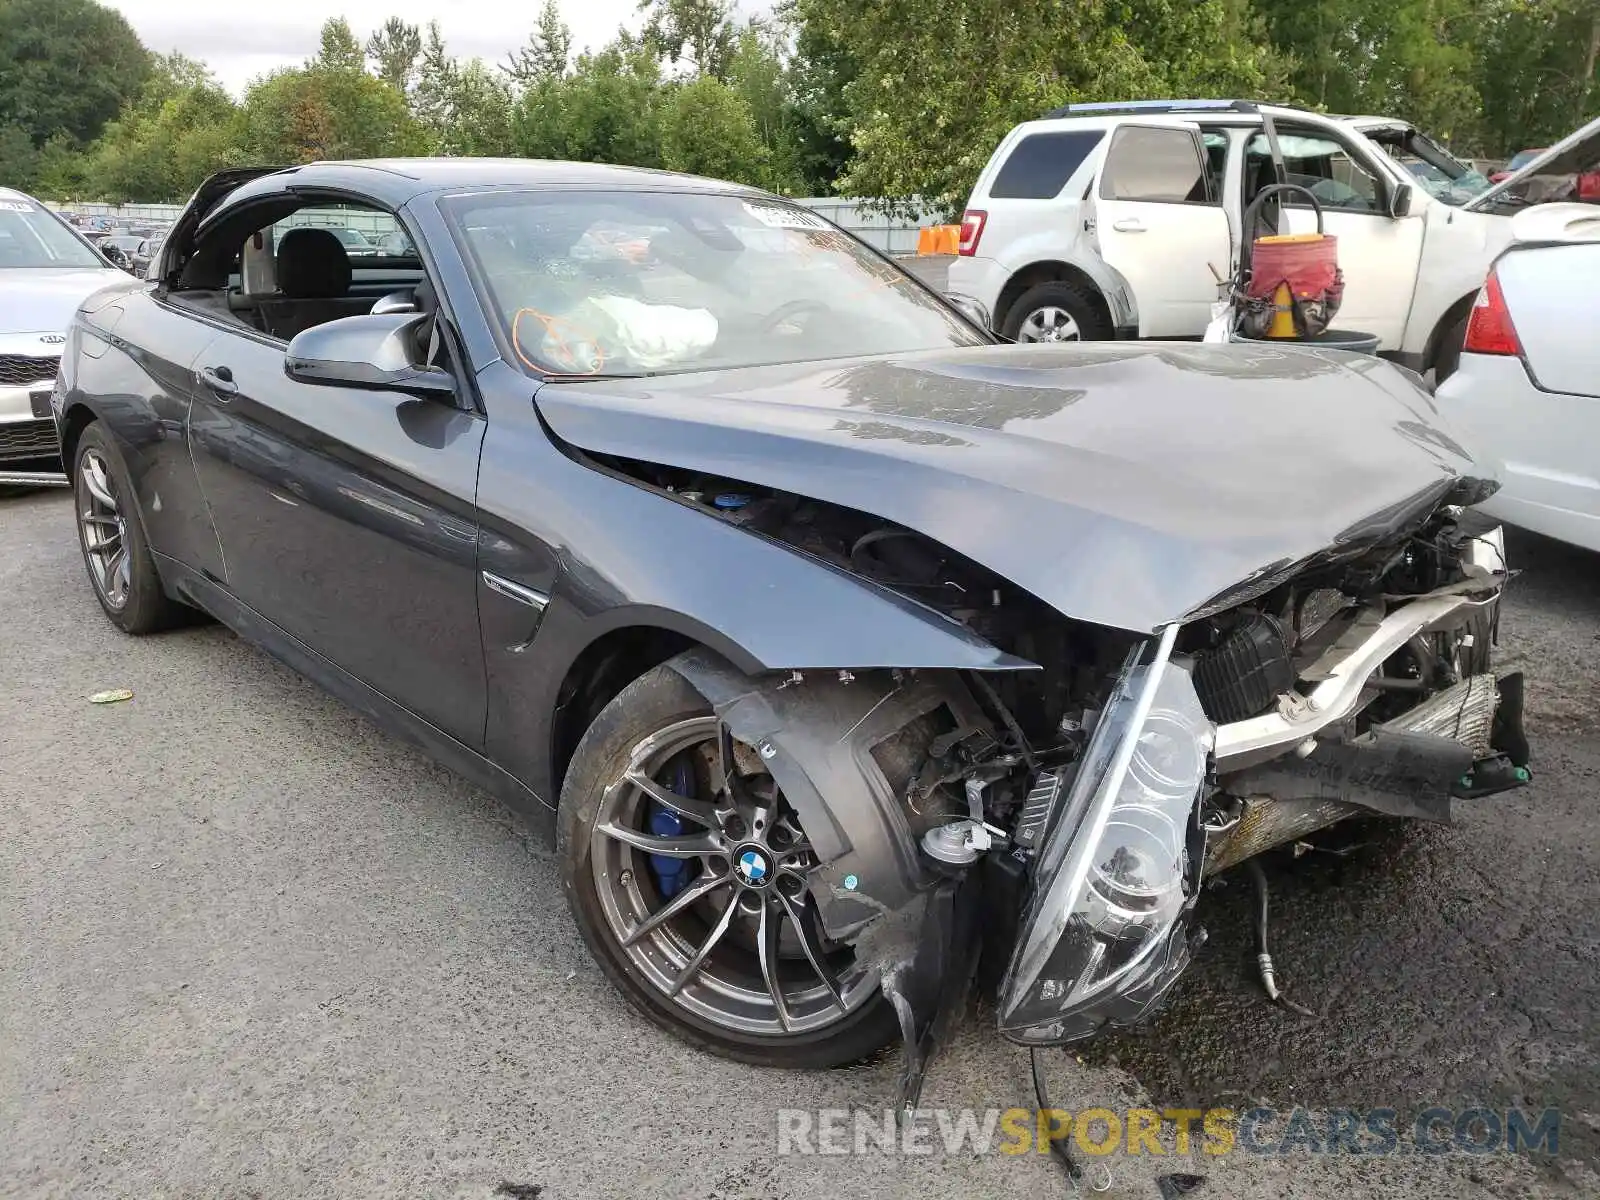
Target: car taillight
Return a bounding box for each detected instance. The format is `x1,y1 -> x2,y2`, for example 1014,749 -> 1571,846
957,210 -> 987,256
1462,269 -> 1522,357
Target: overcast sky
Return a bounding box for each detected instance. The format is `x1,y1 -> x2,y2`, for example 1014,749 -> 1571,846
103,0 -> 678,95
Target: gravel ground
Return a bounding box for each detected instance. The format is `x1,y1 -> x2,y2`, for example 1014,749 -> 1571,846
2,487 -> 1597,1199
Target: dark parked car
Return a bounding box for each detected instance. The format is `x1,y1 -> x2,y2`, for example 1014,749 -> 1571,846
55,162 -> 1525,1093
97,233 -> 144,272
131,236 -> 164,277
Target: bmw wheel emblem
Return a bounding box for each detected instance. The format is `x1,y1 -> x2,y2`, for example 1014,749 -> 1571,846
735,847 -> 771,887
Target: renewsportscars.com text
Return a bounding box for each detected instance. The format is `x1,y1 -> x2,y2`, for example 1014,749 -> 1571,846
775,1106 -> 1561,1158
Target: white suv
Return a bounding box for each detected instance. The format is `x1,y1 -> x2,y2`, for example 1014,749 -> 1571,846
947,100 -> 1600,375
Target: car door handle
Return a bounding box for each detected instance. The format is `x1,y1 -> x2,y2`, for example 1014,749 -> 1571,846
1112,218 -> 1146,233
199,365 -> 237,398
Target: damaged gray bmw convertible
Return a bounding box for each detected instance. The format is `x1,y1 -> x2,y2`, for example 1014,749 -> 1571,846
57,162 -> 1526,1095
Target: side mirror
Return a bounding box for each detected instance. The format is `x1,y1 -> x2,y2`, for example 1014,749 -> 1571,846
1388,182 -> 1414,219
284,312 -> 454,399
944,293 -> 993,331
370,290 -> 418,316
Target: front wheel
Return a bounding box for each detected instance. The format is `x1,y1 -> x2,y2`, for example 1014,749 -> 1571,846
558,662 -> 899,1068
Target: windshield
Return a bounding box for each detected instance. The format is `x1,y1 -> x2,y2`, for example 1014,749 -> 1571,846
330,228 -> 370,247
1363,128 -> 1493,206
446,190 -> 988,377
0,197 -> 104,269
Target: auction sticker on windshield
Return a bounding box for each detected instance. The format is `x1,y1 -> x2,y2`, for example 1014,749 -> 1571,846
743,201 -> 828,230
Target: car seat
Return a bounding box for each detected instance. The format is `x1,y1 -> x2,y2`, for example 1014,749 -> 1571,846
256,228 -> 358,341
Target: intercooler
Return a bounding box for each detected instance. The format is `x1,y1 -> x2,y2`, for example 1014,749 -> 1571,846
1204,672 -> 1501,873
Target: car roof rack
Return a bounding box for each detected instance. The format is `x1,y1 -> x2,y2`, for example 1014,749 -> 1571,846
1042,99 -> 1263,119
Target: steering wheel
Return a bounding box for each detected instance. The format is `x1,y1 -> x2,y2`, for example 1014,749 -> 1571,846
759,298 -> 831,335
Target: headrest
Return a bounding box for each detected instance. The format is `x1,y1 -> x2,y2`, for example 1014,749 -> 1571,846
276,227 -> 352,298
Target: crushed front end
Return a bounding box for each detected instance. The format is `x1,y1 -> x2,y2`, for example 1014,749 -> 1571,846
992,500 -> 1523,1044
590,448 -> 1523,1088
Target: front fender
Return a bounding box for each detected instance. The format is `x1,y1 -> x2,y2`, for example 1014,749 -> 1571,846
560,541 -> 1034,676
480,538 -> 1034,809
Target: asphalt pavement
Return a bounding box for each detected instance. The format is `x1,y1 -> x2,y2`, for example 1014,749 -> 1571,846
2,487 -> 1597,1199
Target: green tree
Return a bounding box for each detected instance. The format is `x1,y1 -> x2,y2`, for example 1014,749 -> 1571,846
659,76 -> 768,182
0,0 -> 150,148
316,17 -> 367,74
412,21 -> 457,134
33,133 -> 90,198
794,0 -> 1283,211
366,17 -> 423,94
726,23 -> 814,193
1473,0 -> 1600,155
513,32 -> 665,166
239,65 -> 432,163
503,0 -> 573,84
640,0 -> 737,79
409,23 -> 516,155
782,0 -> 859,193
1253,0 -> 1480,139
79,53 -> 240,202
0,124 -> 40,190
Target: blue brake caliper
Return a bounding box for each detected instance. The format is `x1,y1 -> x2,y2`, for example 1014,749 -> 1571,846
647,758 -> 696,898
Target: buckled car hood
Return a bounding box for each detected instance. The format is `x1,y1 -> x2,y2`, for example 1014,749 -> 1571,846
1465,113 -> 1600,212
535,342 -> 1479,633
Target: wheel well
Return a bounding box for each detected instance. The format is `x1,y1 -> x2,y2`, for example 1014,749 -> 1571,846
550,625 -> 698,797
58,404 -> 96,471
1424,292 -> 1479,370
995,261 -> 1110,333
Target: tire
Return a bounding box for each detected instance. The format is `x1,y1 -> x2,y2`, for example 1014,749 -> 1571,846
1001,280 -> 1112,343
1433,313 -> 1469,384
72,422 -> 184,634
558,661 -> 900,1069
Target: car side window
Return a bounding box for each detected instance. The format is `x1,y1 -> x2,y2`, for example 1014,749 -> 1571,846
1099,126 -> 1214,204
990,130 -> 1106,199
1245,130 -> 1385,214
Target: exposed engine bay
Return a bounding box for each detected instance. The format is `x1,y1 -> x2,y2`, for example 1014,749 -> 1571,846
591,450 -> 1524,1099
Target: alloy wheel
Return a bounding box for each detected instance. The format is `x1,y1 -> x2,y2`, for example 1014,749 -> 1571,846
79,448 -> 131,610
589,715 -> 876,1037
1017,306 -> 1082,343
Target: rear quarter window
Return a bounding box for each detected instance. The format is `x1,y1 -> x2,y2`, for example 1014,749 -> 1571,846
989,130 -> 1106,199
1100,126 -> 1211,203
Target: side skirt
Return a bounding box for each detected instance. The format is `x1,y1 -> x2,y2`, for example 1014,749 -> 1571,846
154,553 -> 555,838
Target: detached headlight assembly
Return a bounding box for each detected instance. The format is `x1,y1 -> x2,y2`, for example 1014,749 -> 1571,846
999,625 -> 1214,1044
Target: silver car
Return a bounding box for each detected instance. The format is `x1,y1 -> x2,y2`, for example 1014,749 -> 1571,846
0,188 -> 127,485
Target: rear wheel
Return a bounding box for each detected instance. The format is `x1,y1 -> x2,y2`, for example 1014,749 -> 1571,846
559,662 -> 898,1068
72,423 -> 183,634
1002,281 -> 1111,343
